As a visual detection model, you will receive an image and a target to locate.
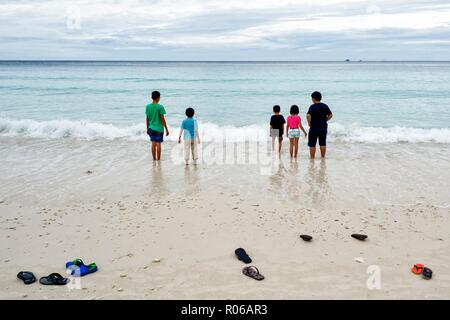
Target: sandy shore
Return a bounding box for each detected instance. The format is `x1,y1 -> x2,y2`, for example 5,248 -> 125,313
1,137 -> 449,299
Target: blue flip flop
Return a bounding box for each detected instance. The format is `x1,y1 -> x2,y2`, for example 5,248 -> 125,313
66,258 -> 98,277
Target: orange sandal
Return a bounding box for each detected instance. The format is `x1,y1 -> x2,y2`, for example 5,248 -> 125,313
411,264 -> 424,275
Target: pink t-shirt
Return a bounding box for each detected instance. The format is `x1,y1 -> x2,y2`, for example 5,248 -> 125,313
287,115 -> 301,129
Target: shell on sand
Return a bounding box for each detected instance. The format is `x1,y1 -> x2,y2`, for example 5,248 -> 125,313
354,257 -> 365,263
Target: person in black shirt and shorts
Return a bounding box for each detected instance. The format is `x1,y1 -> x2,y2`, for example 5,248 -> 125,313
270,105 -> 286,154
306,91 -> 333,159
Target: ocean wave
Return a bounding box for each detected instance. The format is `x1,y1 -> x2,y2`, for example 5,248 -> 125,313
1,118 -> 449,144
0,118 -> 144,140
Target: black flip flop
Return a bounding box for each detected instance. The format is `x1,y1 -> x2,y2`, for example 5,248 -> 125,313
243,266 -> 265,281
300,235 -> 313,242
235,248 -> 252,264
39,273 -> 68,286
351,234 -> 368,241
17,271 -> 36,285
422,267 -> 433,280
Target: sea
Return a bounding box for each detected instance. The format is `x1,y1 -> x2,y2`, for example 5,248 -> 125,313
1,61 -> 450,143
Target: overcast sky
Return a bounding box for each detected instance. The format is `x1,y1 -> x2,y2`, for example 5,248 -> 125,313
1,0 -> 449,60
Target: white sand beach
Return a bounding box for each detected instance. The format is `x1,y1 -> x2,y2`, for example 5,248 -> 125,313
1,137 -> 449,299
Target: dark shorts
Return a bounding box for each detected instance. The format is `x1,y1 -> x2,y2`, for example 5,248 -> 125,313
308,128 -> 327,147
271,129 -> 284,140
148,129 -> 164,143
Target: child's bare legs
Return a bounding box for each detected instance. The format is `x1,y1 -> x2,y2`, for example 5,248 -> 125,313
278,137 -> 283,153
309,147 -> 316,159
320,146 -> 326,158
294,138 -> 299,158
310,146 -> 326,159
289,139 -> 294,158
156,142 -> 162,160
151,141 -> 157,160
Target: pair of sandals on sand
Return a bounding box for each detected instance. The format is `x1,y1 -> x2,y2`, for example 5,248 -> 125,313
235,248 -> 264,281
17,259 -> 98,285
17,272 -> 68,286
412,264 -> 433,280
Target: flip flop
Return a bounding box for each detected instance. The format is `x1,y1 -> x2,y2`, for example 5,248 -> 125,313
300,235 -> 313,242
39,273 -> 68,286
411,264 -> 424,275
17,271 -> 36,285
235,248 -> 252,264
351,234 -> 368,241
243,266 -> 265,281
66,259 -> 98,277
422,267 -> 433,280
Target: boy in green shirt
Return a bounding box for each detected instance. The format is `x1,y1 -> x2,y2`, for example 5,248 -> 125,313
146,91 -> 170,161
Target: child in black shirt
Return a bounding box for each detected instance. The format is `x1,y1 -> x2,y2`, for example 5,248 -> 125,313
270,105 -> 286,153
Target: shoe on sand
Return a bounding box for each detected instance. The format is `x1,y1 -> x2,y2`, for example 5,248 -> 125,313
66,259 -> 98,277
422,267 -> 433,280
351,234 -> 368,241
243,266 -> 265,281
17,271 -> 36,285
300,235 -> 313,242
235,248 -> 252,264
411,264 -> 424,275
39,273 -> 68,286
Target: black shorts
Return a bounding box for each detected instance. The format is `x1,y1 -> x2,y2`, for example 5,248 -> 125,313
308,128 -> 327,147
271,129 -> 284,140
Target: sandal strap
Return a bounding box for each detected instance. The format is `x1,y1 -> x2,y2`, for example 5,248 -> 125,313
247,266 -> 260,275
49,273 -> 63,282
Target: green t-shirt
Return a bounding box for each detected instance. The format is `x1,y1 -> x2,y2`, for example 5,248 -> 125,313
145,103 -> 166,133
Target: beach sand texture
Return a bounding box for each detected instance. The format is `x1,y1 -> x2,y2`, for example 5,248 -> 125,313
1,138 -> 449,299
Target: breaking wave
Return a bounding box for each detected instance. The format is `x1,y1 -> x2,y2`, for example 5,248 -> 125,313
1,118 -> 450,144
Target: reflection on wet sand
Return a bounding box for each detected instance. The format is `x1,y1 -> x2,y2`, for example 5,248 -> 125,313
145,162 -> 169,197
305,159 -> 332,207
267,157 -> 286,200
183,165 -> 201,195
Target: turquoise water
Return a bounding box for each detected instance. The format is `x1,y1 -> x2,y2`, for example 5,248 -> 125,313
1,61 -> 450,142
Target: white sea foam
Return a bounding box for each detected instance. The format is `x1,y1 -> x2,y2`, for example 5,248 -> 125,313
1,118 -> 450,144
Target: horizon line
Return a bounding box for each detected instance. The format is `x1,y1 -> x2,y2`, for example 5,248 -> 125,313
1,59 -> 450,63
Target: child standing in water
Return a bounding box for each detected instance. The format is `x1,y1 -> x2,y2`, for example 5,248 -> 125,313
146,91 -> 170,161
270,105 -> 286,153
178,107 -> 201,165
286,105 -> 307,158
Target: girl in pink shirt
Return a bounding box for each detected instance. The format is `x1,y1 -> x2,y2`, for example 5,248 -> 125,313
286,105 -> 308,158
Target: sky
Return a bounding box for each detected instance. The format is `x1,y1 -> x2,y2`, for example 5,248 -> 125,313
0,0 -> 449,60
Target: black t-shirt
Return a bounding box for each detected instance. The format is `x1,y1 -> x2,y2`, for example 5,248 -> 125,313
270,114 -> 286,135
307,103 -> 332,129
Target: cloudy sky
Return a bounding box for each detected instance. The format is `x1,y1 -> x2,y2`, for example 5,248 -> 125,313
1,0 -> 449,60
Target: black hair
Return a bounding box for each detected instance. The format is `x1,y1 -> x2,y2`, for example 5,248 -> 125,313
185,107 -> 195,118
273,105 -> 281,113
290,105 -> 299,115
311,91 -> 322,102
152,91 -> 161,100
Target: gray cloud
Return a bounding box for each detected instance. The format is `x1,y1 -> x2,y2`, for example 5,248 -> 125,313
0,0 -> 449,60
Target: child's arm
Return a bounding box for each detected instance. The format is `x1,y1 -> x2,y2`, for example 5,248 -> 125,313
299,121 -> 307,137
196,128 -> 201,144
146,117 -> 149,134
160,114 -> 170,136
178,129 -> 183,144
